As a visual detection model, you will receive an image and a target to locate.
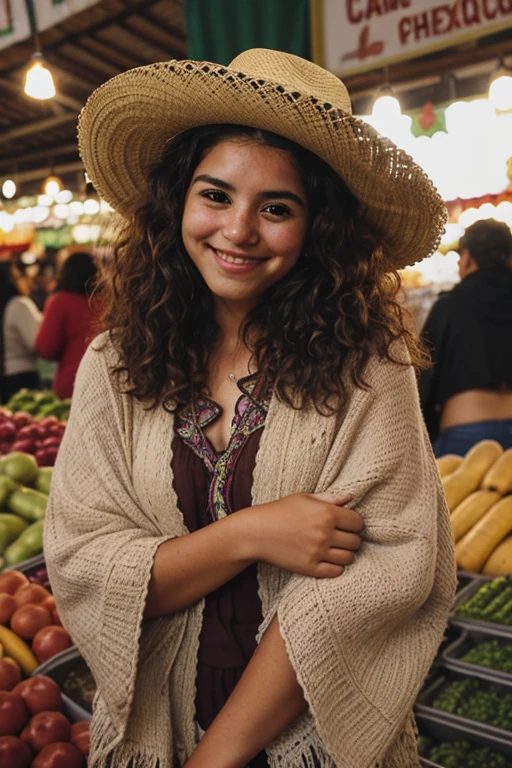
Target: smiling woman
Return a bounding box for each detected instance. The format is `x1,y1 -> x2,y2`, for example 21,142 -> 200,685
44,49 -> 456,768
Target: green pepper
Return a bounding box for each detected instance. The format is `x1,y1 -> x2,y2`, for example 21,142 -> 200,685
4,519 -> 44,565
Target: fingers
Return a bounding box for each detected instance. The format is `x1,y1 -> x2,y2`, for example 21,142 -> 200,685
325,547 -> 355,566
331,530 -> 361,551
314,562 -> 345,579
335,507 -> 364,533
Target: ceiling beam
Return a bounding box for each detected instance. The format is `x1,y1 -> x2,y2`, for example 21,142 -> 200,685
14,160 -> 84,183
82,35 -> 142,70
116,21 -> 175,60
0,142 -> 78,172
123,13 -> 187,57
0,113 -> 77,143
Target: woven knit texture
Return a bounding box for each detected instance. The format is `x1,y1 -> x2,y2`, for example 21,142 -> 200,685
44,334 -> 456,768
77,48 -> 447,270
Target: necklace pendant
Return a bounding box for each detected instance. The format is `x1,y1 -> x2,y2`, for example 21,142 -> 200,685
228,373 -> 237,381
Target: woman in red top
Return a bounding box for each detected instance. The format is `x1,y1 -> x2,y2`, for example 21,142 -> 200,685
35,251 -> 98,399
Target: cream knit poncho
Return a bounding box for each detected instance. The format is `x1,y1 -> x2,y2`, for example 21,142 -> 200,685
44,335 -> 456,768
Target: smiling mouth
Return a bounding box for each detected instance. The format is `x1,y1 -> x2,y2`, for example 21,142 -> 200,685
212,248 -> 268,265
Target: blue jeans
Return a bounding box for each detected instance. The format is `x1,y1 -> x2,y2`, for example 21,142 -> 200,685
433,419 -> 512,457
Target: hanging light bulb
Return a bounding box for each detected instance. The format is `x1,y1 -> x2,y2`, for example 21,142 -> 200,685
24,52 -> 56,100
489,61 -> 512,111
2,179 -> 16,199
42,175 -> 63,196
372,84 -> 402,120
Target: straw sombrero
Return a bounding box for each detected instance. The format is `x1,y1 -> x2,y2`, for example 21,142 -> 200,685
78,48 -> 447,269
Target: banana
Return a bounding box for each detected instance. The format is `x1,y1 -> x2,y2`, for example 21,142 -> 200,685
0,625 -> 38,674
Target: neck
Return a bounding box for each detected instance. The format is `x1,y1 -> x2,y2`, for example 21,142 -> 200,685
213,298 -> 257,352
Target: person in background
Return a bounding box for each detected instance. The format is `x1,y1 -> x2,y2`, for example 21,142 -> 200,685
419,218 -> 512,456
0,260 -> 42,403
34,251 -> 99,399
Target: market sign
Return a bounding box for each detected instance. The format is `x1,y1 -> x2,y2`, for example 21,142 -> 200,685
0,0 -> 100,51
312,0 -> 512,76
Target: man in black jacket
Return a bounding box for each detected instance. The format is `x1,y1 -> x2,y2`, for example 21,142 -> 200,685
419,218 -> 512,456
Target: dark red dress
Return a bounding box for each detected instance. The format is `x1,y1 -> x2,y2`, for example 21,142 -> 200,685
171,376 -> 271,766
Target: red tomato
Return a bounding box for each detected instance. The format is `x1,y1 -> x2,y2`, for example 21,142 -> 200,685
70,721 -> 89,757
51,608 -> 62,627
13,584 -> 51,609
0,735 -> 32,768
20,711 -> 71,753
11,413 -> 33,429
40,596 -> 56,613
32,626 -> 72,664
10,604 -> 52,640
0,572 -> 28,596
0,421 -> 16,441
0,659 -> 22,692
0,691 -> 28,736
12,677 -> 61,716
0,593 -> 16,624
32,741 -> 85,768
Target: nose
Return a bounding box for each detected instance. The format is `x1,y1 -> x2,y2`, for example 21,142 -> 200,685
222,205 -> 259,246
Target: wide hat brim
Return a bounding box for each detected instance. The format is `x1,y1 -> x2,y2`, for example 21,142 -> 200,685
78,52 -> 447,269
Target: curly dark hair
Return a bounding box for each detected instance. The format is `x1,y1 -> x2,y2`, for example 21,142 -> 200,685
99,124 -> 428,413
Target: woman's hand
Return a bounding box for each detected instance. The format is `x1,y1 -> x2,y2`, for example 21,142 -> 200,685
236,492 -> 363,578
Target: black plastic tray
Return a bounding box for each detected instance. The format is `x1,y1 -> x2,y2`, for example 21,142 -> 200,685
3,552 -> 50,589
450,578 -> 512,635
443,625 -> 512,683
416,711 -> 512,766
33,646 -> 95,719
415,665 -> 512,742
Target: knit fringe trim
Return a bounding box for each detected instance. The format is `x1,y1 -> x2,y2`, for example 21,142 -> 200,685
88,713 -> 170,768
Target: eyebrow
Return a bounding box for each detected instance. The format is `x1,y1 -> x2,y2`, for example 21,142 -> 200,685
192,174 -> 305,208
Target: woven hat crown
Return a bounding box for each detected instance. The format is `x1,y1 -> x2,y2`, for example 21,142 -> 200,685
230,49 -> 352,114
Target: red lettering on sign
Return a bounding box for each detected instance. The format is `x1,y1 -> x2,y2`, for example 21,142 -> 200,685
432,5 -> 449,33
498,0 -> 512,13
366,0 -> 383,17
399,16 -> 412,42
347,0 -> 363,23
463,0 -> 481,23
482,0 -> 497,18
414,11 -> 431,38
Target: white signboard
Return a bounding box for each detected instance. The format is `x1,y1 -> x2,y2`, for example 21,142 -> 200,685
317,0 -> 512,76
0,0 -> 100,51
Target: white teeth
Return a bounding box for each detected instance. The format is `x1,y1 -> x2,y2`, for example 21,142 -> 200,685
215,249 -> 259,265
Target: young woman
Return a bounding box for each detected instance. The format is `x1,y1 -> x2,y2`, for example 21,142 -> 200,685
44,49 -> 456,768
35,251 -> 99,398
0,260 -> 41,404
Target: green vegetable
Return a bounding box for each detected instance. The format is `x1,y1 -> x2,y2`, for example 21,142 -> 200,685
34,467 -> 53,496
456,578 -> 512,625
4,519 -> 44,565
432,678 -> 512,730
0,475 -> 18,506
0,514 -> 29,546
462,639 -> 512,674
7,487 -> 47,522
0,452 -> 39,485
425,740 -> 512,768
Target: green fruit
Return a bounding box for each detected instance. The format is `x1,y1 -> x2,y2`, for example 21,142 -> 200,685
0,513 -> 28,544
34,467 -> 53,496
0,475 -> 18,506
4,519 -> 44,565
0,452 -> 38,485
0,523 -> 9,555
7,487 -> 47,522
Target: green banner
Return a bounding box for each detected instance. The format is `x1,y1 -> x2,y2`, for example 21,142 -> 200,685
185,0 -> 311,65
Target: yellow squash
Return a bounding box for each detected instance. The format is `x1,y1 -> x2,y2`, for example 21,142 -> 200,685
450,490 -> 501,543
436,455 -> 463,478
481,448 -> 512,495
0,624 -> 38,675
442,440 -> 503,512
482,535 -> 512,576
455,495 -> 512,572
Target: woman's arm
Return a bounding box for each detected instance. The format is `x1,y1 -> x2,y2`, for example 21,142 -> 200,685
144,491 -> 361,618
184,615 -> 304,768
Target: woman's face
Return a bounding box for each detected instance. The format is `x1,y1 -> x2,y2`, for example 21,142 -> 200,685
181,139 -> 309,313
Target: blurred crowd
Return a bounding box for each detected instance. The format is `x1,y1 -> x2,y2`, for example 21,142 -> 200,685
0,245 -> 101,404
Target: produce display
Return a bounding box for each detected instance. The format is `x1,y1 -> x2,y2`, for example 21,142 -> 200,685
436,443 -> 512,575
455,577 -> 512,625
3,390 -> 71,422
432,677 -> 512,730
0,409 -> 65,466
0,454 -> 52,569
461,639 -> 512,674
419,737 -> 512,768
0,569 -> 73,672
0,674 -> 89,767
